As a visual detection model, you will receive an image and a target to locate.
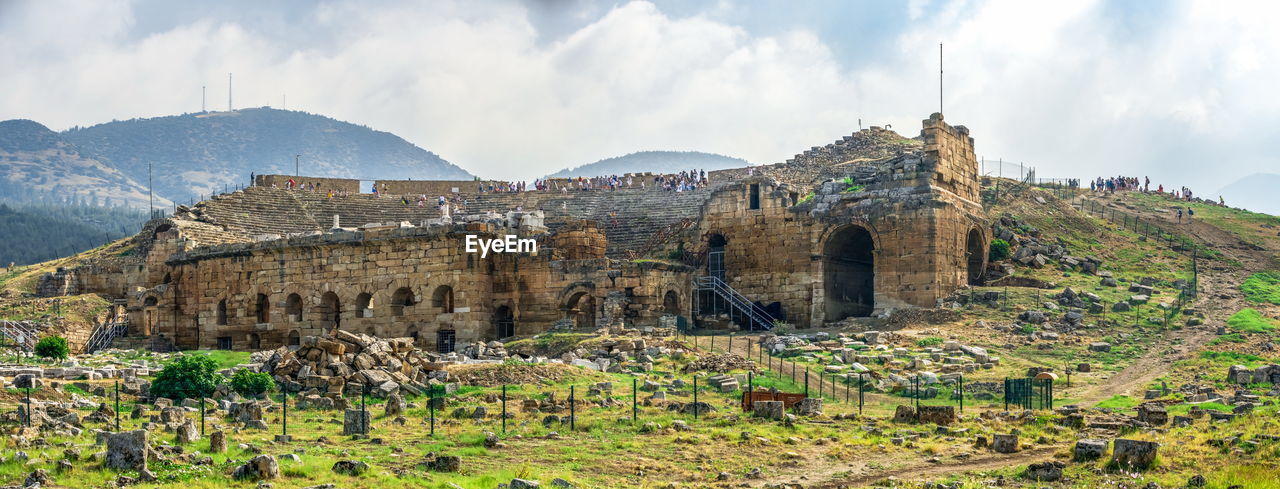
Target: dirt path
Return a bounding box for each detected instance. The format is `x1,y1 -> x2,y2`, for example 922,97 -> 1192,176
808,446 -> 1064,489
699,193 -> 1277,488
1074,194 -> 1275,405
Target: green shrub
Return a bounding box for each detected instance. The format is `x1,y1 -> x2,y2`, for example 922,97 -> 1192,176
34,336 -> 69,360
989,239 -> 1011,261
229,369 -> 275,398
915,336 -> 944,347
150,355 -> 223,401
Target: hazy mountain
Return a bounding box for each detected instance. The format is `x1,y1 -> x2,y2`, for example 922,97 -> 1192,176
544,151 -> 750,179
57,107 -> 473,203
0,119 -> 165,209
1215,173 -> 1280,216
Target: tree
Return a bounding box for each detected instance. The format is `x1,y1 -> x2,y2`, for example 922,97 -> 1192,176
989,239 -> 1011,261
150,355 -> 223,401
34,336 -> 69,360
229,369 -> 275,398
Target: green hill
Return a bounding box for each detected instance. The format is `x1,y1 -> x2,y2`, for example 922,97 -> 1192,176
54,107 -> 473,203
544,150 -> 750,179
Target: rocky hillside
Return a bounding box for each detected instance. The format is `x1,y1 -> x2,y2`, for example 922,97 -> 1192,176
56,108 -> 472,203
544,151 -> 750,179
0,120 -> 162,209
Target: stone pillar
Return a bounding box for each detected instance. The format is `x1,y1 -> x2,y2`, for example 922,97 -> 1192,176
753,401 -> 784,420
343,409 -> 371,435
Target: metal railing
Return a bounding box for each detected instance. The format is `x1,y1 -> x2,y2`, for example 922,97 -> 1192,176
85,320 -> 129,353
0,320 -> 41,352
693,276 -> 776,331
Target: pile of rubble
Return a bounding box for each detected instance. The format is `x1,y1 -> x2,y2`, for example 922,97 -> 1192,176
681,353 -> 757,373
759,331 -> 997,394
255,330 -> 441,400
991,215 -> 1104,274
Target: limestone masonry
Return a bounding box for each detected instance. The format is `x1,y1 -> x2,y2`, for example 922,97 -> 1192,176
39,114 -> 989,353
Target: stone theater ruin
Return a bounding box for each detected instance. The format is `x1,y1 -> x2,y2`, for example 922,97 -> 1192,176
39,113 -> 989,353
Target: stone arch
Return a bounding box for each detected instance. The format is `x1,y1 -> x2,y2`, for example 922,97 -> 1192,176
255,292 -> 271,324
663,290 -> 680,315
355,292 -> 374,318
287,330 -> 301,347
431,285 -> 454,314
564,291 -> 596,329
248,332 -> 261,350
965,228 -> 986,285
216,299 -> 228,325
151,223 -> 173,240
318,291 -> 341,328
142,296 -> 159,336
285,293 -> 303,322
390,287 -> 416,316
823,225 -> 876,321
494,305 -> 515,339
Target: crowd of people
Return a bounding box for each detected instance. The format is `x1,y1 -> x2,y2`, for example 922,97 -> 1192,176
1088,174 -> 1231,223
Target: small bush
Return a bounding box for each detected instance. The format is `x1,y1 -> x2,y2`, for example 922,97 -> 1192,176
989,239 -> 1011,261
34,336 -> 69,360
150,355 -> 223,401
229,369 -> 275,398
915,336 -> 944,347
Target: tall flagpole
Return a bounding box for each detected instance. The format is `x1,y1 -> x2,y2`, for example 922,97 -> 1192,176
939,43 -> 944,115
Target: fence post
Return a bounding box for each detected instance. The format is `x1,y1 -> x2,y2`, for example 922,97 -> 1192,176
747,371 -> 753,396
804,367 -> 809,398
692,378 -> 699,420
114,381 -> 120,431
632,377 -> 638,424
570,385 -> 576,431
361,384 -> 368,434
501,385 -> 507,434
1004,377 -> 1009,411
282,389 -> 288,437
200,397 -> 206,437
25,387 -> 32,428
958,374 -> 964,413
858,374 -> 864,414
429,385 -> 435,437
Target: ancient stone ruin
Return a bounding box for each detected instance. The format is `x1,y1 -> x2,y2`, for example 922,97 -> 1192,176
38,113 -> 989,352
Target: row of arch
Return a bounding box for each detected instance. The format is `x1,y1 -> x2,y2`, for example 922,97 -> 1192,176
213,285 -> 455,326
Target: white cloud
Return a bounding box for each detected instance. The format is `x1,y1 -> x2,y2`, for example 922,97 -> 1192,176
1,0 -> 1278,191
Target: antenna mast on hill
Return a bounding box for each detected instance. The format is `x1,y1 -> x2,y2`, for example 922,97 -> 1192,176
202,86 -> 206,112
228,73 -> 233,111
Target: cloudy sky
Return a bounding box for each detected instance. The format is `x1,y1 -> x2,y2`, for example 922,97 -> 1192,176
2,0 -> 1278,189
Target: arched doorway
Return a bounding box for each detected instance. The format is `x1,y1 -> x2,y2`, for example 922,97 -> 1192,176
248,332 -> 261,350
319,292 -> 341,328
431,286 -> 454,313
255,293 -> 270,324
285,293 -> 303,322
142,296 -> 158,336
355,292 -> 373,318
706,234 -> 728,280
494,305 -> 515,339
823,225 -> 875,321
663,290 -> 680,315
966,229 -> 985,285
287,330 -> 301,346
565,292 -> 596,329
216,299 -> 228,325
390,287 -> 415,316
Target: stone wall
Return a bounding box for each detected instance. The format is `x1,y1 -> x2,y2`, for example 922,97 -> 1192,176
254,175 -> 361,193
126,222 -> 692,352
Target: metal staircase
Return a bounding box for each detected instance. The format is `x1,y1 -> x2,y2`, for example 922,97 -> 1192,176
0,320 -> 41,352
693,276 -> 776,331
85,320 -> 129,353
